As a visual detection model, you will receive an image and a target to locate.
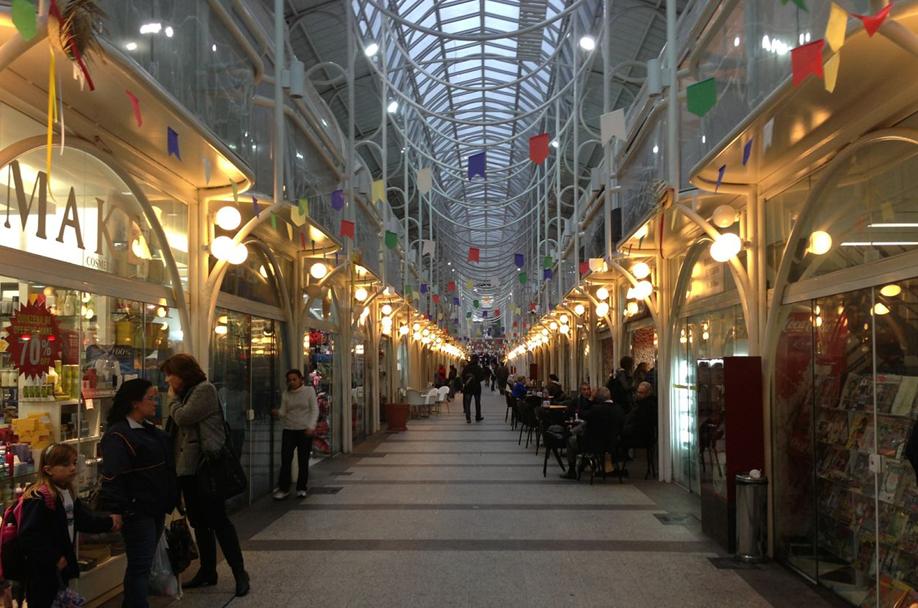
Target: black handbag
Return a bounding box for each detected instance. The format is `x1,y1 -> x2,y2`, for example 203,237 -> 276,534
165,517 -> 198,574
195,407 -> 247,500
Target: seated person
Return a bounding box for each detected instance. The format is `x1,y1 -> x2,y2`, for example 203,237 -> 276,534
623,381 -> 658,448
510,376 -> 528,399
567,382 -> 594,418
546,374 -> 564,401
561,386 -> 626,480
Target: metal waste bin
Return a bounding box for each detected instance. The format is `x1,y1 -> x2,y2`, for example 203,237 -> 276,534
735,473 -> 768,562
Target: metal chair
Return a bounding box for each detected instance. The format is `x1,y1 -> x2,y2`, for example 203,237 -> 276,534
406,389 -> 426,418
424,388 -> 439,415
437,385 -> 451,413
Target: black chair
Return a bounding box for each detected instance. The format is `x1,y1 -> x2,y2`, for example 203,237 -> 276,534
541,424 -> 568,477
504,391 -> 516,424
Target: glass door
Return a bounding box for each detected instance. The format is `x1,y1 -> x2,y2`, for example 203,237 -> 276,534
249,318 -> 279,500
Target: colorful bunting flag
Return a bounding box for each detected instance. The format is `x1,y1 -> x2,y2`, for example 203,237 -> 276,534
125,90 -> 143,128
372,179 -> 385,204
447,280 -> 456,292
514,253 -> 524,268
465,280 -> 473,290
420,284 -> 428,294
202,157 -> 212,185
600,109 -> 626,143
291,202 -> 307,227
529,133 -> 550,165
589,258 -> 605,272
11,0 -> 37,40
417,167 -> 432,194
167,127 -> 181,159
579,261 -> 589,275
482,310 -> 488,318
468,247 -> 480,262
791,39 -> 825,86
466,312 -> 472,319
494,308 -> 500,317
715,164 -> 726,192
468,152 -> 486,180
824,52 -> 841,93
331,189 -> 345,211
686,78 -> 717,117
763,117 -> 775,150
299,229 -> 306,249
473,300 -> 480,309
432,294 -> 441,304
852,3 -> 891,37
452,296 -> 460,306
385,230 -> 398,249
231,181 -> 238,203
543,255 -> 552,269
270,212 -> 277,229
825,2 -> 848,52
742,139 -> 753,166
422,239 -> 436,258
519,272 -> 527,285
543,269 -> 552,281
340,219 -> 355,239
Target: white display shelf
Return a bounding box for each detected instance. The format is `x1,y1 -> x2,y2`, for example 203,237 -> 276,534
73,553 -> 126,608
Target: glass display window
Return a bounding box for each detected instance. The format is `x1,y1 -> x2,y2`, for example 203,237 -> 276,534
774,281 -> 918,606
0,274 -> 182,591
305,329 -> 335,456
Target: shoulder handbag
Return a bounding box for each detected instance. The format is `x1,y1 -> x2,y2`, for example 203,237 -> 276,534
195,398 -> 248,500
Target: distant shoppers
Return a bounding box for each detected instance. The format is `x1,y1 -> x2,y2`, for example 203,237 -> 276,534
461,355 -> 485,423
495,361 -> 510,393
99,379 -> 178,608
271,369 -> 319,500
19,444 -> 119,608
162,354 -> 250,597
607,356 -> 636,411
481,363 -> 493,392
569,382 -> 594,418
435,365 -> 447,388
447,365 -> 459,399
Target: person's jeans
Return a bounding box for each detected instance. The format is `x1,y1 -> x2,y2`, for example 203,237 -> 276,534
179,476 -> 245,576
463,392 -> 482,420
277,429 -> 313,492
121,514 -> 164,608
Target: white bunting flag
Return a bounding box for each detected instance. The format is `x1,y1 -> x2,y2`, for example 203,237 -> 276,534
600,109 -> 626,144
417,167 -> 433,194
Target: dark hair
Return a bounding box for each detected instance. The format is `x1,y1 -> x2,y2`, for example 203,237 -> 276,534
108,378 -> 154,426
160,354 -> 206,394
286,369 -> 304,379
549,374 -> 559,381
620,356 -> 634,370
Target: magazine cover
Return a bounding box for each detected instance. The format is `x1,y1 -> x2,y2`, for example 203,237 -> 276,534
892,376 -> 918,417
875,375 -> 903,414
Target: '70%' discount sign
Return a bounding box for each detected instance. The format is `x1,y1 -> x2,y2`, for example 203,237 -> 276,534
3,297 -> 62,379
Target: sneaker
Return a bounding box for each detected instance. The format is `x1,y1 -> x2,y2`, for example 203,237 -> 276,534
296,490 -> 307,498
272,490 -> 289,500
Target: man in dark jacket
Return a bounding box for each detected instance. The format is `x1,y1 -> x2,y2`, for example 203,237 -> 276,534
567,382 -> 594,418
495,362 -> 510,393
607,356 -> 636,411
561,387 -> 626,479
461,355 -> 485,423
623,382 -> 658,449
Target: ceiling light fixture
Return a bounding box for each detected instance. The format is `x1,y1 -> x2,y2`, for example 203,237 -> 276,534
579,36 -> 596,51
364,42 -> 379,57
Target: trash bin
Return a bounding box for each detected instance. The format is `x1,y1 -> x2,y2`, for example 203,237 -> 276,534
735,473 -> 767,563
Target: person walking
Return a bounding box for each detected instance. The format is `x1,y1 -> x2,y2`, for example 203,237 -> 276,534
19,444 -> 119,608
99,379 -> 178,608
461,355 -> 484,423
271,369 -> 319,500
447,364 -> 458,400
495,361 -> 510,393
162,354 -> 250,597
481,363 -> 493,392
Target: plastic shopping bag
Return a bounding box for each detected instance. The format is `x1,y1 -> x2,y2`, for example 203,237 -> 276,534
149,532 -> 181,598
51,587 -> 86,608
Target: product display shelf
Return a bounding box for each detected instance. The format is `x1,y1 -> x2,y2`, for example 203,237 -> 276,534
73,553 -> 127,607
813,371 -> 918,603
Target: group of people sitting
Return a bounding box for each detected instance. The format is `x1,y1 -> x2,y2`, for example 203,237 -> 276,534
505,355 -> 657,481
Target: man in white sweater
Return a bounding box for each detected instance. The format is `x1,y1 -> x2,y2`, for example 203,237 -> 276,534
271,369 -> 319,499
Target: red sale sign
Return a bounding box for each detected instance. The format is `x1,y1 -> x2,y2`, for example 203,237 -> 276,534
4,297 -> 62,379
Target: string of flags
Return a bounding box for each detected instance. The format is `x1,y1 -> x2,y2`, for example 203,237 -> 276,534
687,1 -> 893,192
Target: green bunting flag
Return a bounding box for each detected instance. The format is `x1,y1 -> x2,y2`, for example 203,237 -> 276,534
543,255 -> 552,269
466,312 -> 472,319
780,0 -> 807,11
518,271 -> 528,285
298,197 -> 309,217
11,0 -> 37,41
270,212 -> 277,230
473,300 -> 480,309
687,78 -> 717,117
385,230 -> 398,249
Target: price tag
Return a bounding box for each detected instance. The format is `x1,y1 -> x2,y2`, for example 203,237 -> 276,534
84,398 -> 94,410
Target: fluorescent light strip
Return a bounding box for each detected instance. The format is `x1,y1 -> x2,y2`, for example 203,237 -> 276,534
840,241 -> 918,247
867,223 -> 918,228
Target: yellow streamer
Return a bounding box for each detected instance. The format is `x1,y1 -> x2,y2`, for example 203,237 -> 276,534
46,45 -> 56,183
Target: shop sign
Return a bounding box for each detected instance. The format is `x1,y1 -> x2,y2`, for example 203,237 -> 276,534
1,160 -> 136,272
686,259 -> 725,303
3,297 -> 62,379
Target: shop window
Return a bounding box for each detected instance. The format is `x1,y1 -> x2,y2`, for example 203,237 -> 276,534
774,282 -> 918,604
0,276 -> 182,592
219,246 -> 281,307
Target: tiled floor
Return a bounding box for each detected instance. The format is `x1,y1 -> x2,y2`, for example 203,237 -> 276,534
103,390 -> 848,608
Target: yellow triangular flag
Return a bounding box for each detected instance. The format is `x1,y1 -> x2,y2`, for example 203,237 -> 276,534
465,280 -> 473,290
290,203 -> 307,227
286,223 -> 293,241
825,2 -> 848,53
824,53 -> 841,93
372,179 -> 385,204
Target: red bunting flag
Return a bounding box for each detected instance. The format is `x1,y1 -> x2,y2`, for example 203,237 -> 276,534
579,261 -> 589,275
447,280 -> 456,292
852,3 -> 892,37
494,308 -> 500,317
791,39 -> 825,86
529,133 -> 549,165
513,321 -> 518,327
468,247 -> 480,262
340,219 -> 355,239
125,90 -> 142,127
432,294 -> 441,304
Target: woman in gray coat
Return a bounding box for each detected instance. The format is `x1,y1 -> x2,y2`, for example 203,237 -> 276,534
161,354 -> 249,597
